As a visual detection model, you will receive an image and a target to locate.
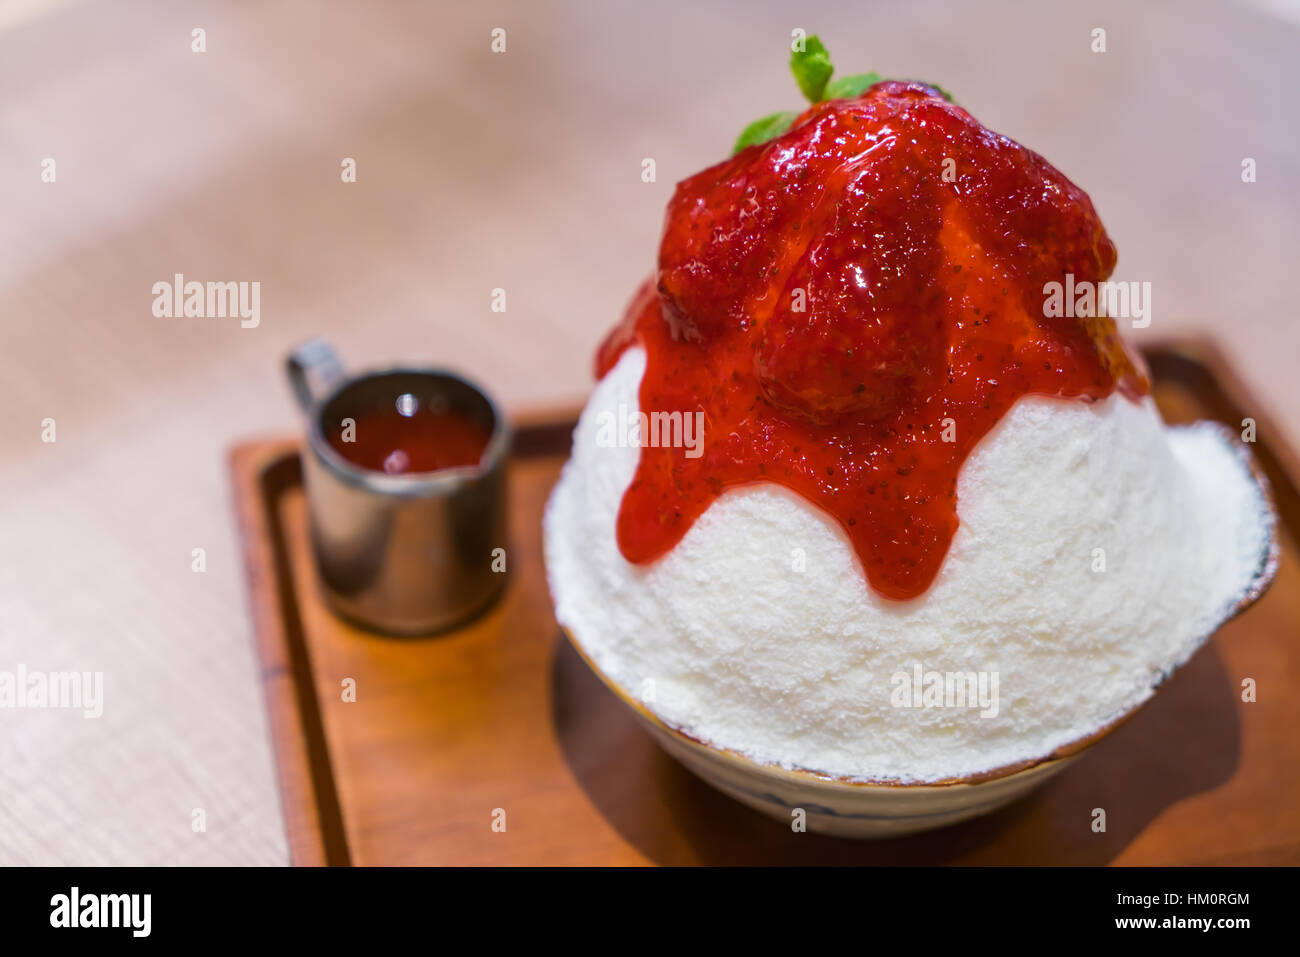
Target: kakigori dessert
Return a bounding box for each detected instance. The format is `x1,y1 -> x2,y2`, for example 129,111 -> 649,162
544,40 -> 1277,784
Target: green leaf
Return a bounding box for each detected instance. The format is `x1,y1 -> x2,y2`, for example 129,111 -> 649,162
912,80 -> 955,103
823,72 -> 882,100
728,35 -> 958,154
732,110 -> 799,154
791,34 -> 834,103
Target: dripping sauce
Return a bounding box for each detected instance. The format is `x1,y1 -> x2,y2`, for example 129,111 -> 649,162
596,81 -> 1147,600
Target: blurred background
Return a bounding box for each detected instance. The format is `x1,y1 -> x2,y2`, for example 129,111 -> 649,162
0,0 -> 1295,864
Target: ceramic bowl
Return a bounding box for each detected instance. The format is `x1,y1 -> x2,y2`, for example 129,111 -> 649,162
561,497 -> 1277,838
559,426 -> 1279,838
564,631 -> 1091,837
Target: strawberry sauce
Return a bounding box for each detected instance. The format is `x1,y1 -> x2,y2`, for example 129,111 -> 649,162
329,402 -> 491,475
597,81 -> 1146,600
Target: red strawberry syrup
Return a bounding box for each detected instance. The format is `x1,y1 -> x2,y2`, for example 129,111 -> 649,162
597,81 -> 1146,600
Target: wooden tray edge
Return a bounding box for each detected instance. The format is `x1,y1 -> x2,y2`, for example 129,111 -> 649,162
1143,337 -> 1300,537
229,438 -> 344,867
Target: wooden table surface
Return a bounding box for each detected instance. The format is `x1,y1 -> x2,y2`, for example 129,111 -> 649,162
0,0 -> 1296,865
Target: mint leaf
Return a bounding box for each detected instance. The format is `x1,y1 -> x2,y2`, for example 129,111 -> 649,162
906,80 -> 955,102
824,72 -> 882,100
732,110 -> 799,154
791,35 -> 833,103
728,35 -> 958,154
925,81 -> 955,103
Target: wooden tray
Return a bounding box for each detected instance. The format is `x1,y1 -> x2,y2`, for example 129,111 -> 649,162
230,343 -> 1300,865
